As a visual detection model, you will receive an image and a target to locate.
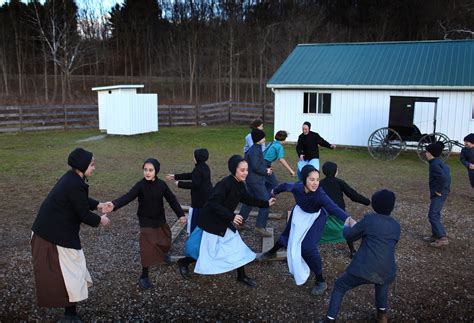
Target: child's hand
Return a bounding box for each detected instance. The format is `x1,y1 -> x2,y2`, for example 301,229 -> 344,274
178,216 -> 187,225
100,215 -> 110,226
345,217 -> 356,227
289,170 -> 296,177
268,197 -> 276,206
233,214 -> 243,225
165,174 -> 175,181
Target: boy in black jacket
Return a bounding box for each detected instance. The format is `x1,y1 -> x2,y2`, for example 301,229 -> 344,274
319,162 -> 370,257
166,148 -> 212,234
460,133 -> 474,192
423,142 -> 451,247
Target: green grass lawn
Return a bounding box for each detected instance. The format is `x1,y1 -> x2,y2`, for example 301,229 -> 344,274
1,125 -> 472,321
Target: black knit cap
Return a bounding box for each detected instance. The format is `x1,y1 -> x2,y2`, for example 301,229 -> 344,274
426,141 -> 445,157
301,164 -> 319,185
143,158 -> 160,175
251,128 -> 265,143
68,148 -> 93,173
322,161 -> 337,177
371,189 -> 396,215
464,133 -> 474,144
228,154 -> 245,175
194,148 -> 209,162
303,121 -> 311,129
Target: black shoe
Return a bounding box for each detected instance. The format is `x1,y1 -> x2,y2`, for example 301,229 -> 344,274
237,276 -> 257,288
177,259 -> 190,280
138,277 -> 152,289
58,315 -> 82,323
258,250 -> 277,261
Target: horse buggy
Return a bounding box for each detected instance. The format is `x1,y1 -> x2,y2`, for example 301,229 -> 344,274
367,96 -> 463,162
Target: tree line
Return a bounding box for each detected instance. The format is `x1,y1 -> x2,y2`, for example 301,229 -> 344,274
0,0 -> 472,104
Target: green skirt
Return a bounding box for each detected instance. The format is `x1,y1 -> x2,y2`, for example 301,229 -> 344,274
320,215 -> 346,244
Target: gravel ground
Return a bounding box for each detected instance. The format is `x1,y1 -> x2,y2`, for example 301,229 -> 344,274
1,160 -> 473,321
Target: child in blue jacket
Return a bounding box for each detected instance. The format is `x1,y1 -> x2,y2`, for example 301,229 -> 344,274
326,189 -> 400,322
460,133 -> 474,191
423,141 -> 451,247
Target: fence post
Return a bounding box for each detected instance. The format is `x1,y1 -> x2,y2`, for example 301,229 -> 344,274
63,104 -> 68,131
228,101 -> 232,123
262,103 -> 265,124
19,106 -> 23,132
168,105 -> 172,126
196,104 -> 200,125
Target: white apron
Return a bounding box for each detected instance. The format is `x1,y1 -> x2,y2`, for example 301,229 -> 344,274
187,207 -> 194,236
194,228 -> 256,275
57,246 -> 93,303
287,205 -> 321,285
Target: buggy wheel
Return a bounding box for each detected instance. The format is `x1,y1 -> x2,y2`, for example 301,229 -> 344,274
417,133 -> 453,163
367,127 -> 405,161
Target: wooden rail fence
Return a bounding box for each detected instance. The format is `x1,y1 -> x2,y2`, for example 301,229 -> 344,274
0,101 -> 273,133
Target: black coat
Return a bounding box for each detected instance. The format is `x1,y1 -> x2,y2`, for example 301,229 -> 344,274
32,170 -> 101,250
320,177 -> 370,211
175,161 -> 212,208
296,131 -> 332,160
113,178 -> 184,228
344,213 -> 400,285
198,175 -> 269,237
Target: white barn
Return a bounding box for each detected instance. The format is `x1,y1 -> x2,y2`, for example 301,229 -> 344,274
267,40 -> 474,152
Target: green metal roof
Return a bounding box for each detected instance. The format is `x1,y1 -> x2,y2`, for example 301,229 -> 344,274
267,40 -> 474,89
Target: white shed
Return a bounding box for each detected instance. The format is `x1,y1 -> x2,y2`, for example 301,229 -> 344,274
267,40 -> 474,153
91,84 -> 158,135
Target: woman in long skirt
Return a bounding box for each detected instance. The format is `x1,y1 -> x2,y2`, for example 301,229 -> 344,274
177,155 -> 275,287
31,148 -> 110,321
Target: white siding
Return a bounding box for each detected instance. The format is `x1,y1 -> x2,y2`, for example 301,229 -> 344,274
104,94 -> 158,135
274,89 -> 474,152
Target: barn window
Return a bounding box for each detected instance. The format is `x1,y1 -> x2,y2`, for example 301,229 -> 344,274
303,92 -> 331,114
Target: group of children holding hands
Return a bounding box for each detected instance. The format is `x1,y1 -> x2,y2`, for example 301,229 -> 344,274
30,123 -> 474,322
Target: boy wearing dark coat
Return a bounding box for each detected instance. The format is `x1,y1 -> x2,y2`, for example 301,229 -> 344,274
460,133 -> 474,191
423,141 -> 451,247
319,161 -> 370,257
326,189 -> 400,323
166,148 -> 212,234
240,128 -> 273,237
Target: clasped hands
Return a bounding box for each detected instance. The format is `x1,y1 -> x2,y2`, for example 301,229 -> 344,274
97,202 -> 114,226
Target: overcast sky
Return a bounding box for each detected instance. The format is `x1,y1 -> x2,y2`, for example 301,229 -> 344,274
0,0 -> 124,15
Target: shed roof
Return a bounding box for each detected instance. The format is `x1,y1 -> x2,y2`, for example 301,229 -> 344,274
91,84 -> 144,91
267,40 -> 474,90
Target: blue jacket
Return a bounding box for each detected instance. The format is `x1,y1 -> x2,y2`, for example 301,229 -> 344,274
428,158 -> 451,198
343,213 -> 400,285
245,143 -> 268,184
460,147 -> 474,170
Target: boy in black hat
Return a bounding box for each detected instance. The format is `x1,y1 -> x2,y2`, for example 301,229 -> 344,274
460,133 -> 474,191
319,161 -> 370,257
423,141 -> 451,247
240,128 -> 273,237
326,189 -> 400,323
